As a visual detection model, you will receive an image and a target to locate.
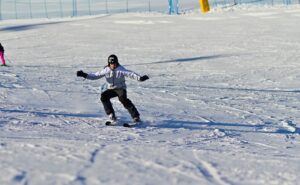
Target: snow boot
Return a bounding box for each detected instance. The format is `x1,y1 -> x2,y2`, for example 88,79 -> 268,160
105,113 -> 117,126
133,117 -> 141,123
109,113 -> 117,121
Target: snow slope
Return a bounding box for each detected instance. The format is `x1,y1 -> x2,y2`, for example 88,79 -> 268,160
0,6 -> 300,185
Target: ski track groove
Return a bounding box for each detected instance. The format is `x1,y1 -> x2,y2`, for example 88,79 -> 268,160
246,140 -> 277,149
32,87 -> 54,103
71,146 -> 104,185
209,100 -> 290,129
13,171 -> 28,184
193,150 -> 231,185
164,84 -> 299,126
135,157 -> 204,182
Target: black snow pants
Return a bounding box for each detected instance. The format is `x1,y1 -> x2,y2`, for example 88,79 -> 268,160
100,88 -> 140,118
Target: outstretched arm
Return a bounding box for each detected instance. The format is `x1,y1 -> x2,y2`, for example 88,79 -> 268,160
139,75 -> 149,81
77,70 -> 88,78
118,66 -> 149,82
86,71 -> 105,80
76,69 -> 106,80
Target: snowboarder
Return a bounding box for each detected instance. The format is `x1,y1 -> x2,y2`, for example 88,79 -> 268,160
76,54 -> 149,123
0,43 -> 6,66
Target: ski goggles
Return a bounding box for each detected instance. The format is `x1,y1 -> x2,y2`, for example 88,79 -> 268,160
108,57 -> 117,64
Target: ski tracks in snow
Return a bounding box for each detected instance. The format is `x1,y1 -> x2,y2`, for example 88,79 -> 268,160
72,146 -> 104,185
193,150 -> 231,185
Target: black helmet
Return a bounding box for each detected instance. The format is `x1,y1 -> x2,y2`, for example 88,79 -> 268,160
108,54 -> 119,66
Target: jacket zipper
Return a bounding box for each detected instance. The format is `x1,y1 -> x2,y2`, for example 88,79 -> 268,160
112,70 -> 115,87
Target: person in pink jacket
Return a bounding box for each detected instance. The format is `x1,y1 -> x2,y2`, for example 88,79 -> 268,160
0,43 -> 6,66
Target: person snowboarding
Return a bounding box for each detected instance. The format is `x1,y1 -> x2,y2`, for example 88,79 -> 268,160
76,54 -> 149,124
0,43 -> 6,66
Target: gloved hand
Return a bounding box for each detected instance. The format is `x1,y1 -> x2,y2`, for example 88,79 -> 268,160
140,75 -> 149,82
77,70 -> 88,78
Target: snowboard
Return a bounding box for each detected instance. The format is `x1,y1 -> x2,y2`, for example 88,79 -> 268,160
105,120 -> 140,128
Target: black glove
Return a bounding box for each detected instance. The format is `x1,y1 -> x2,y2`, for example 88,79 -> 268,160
140,75 -> 149,82
77,70 -> 88,78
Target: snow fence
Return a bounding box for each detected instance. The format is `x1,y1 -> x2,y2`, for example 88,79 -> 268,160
0,0 -> 299,20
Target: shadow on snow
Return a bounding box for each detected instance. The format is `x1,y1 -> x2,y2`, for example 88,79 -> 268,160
184,85 -> 300,94
1,108 -> 299,135
0,15 -> 111,32
0,108 -> 99,118
152,119 -> 300,135
0,22 -> 63,32
127,54 -> 240,66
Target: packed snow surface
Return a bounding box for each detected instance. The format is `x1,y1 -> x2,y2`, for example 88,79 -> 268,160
0,6 -> 300,185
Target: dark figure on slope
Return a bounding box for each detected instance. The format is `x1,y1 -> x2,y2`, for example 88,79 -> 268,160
77,54 -> 149,123
0,43 -> 6,66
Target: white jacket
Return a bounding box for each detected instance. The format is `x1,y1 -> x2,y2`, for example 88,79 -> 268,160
86,65 -> 142,89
